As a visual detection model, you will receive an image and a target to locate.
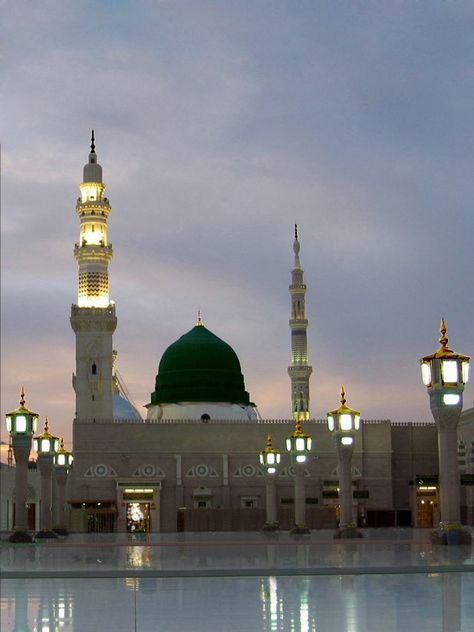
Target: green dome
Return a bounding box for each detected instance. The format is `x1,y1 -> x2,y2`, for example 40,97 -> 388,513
149,325 -> 252,405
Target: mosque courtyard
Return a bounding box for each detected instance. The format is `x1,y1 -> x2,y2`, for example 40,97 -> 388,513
1,529 -> 473,631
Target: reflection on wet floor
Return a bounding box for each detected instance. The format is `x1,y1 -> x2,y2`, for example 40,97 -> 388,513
1,530 -> 474,631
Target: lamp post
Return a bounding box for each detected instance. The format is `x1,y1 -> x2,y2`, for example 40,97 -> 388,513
420,319 -> 471,544
5,388 -> 38,543
33,417 -> 59,539
286,420 -> 312,534
327,387 -> 362,538
259,434 -> 281,531
53,437 -> 74,535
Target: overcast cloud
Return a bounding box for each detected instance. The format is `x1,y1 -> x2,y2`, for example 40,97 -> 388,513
1,0 -> 473,447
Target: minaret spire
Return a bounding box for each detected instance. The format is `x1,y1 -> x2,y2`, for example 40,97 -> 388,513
288,226 -> 312,421
70,135 -> 117,420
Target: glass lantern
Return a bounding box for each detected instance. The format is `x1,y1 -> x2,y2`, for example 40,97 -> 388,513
5,387 -> 38,437
33,417 -> 59,456
259,435 -> 281,474
286,420 -> 312,463
327,387 -> 360,446
54,437 -> 74,468
420,319 -> 470,407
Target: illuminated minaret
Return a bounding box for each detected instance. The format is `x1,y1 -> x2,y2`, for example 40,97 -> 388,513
70,132 -> 117,419
288,225 -> 312,421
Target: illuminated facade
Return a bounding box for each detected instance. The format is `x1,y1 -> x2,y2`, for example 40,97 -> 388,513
70,133 -> 117,420
6,138 -> 474,536
288,225 -> 312,421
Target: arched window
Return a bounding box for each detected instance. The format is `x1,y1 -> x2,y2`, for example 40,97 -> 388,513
91,363 -> 97,375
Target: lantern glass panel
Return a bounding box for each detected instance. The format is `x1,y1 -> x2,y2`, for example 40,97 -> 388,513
341,437 -> 353,445
33,438 -> 38,452
6,416 -> 12,433
306,437 -> 312,451
442,360 -> 458,384
340,414 -> 353,431
57,454 -> 66,466
276,453 -> 281,464
41,438 -> 51,453
443,393 -> 460,406
327,415 -> 334,431
53,438 -> 59,452
295,437 -> 305,452
462,361 -> 469,384
354,415 -> 360,430
267,453 -> 275,465
296,454 -> 306,463
32,416 -> 38,433
259,454 -> 264,465
16,416 -> 27,433
268,467 -> 276,474
286,438 -> 292,452
421,362 -> 432,386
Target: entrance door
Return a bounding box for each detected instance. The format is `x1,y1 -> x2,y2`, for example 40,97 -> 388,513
126,502 -> 150,532
417,498 -> 434,527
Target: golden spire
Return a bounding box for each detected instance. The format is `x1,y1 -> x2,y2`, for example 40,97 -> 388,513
340,385 -> 346,407
19,386 -> 25,408
439,318 -> 450,352
196,309 -> 204,326
44,416 -> 49,433
266,434 -> 273,450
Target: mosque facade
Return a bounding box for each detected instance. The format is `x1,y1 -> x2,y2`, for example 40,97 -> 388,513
3,138 -> 474,533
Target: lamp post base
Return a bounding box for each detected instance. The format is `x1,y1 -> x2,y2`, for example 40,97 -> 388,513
9,529 -> 33,543
262,522 -> 280,532
35,529 -> 58,540
430,523 -> 472,545
290,524 -> 310,535
334,526 -> 364,539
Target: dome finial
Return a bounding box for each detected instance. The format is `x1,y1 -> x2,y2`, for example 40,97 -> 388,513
44,416 -> 49,433
90,129 -> 96,153
439,317 -> 449,351
340,385 -> 346,407
293,225 -> 301,257
196,310 -> 204,327
19,386 -> 26,408
266,434 -> 273,450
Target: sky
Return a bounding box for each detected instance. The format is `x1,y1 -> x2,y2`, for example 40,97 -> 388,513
1,0 -> 473,450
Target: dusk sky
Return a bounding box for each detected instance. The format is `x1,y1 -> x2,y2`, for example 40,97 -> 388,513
2,1 -> 473,449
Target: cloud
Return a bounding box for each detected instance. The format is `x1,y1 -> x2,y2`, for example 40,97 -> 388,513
2,2 -> 473,445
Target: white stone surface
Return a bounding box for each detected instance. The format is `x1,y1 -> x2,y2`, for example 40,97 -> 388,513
1,530 -> 473,631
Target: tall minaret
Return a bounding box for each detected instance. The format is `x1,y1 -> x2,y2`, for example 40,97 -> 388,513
70,132 -> 117,419
288,225 -> 312,421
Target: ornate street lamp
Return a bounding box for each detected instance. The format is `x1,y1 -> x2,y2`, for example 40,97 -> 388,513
420,319 -> 471,544
53,438 -> 74,535
259,435 -> 281,531
286,420 -> 312,534
33,417 -> 60,539
327,387 -> 362,538
5,388 -> 38,542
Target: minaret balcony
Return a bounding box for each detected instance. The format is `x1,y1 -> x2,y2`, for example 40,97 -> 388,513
74,243 -> 113,262
76,200 -> 111,217
289,319 -> 308,328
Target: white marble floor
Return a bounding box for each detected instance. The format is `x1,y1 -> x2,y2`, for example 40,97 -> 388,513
1,530 -> 473,631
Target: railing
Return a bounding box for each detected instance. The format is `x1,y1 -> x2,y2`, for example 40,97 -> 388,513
74,417 -> 395,426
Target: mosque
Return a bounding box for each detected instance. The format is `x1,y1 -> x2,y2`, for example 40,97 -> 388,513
3,137 -> 474,534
